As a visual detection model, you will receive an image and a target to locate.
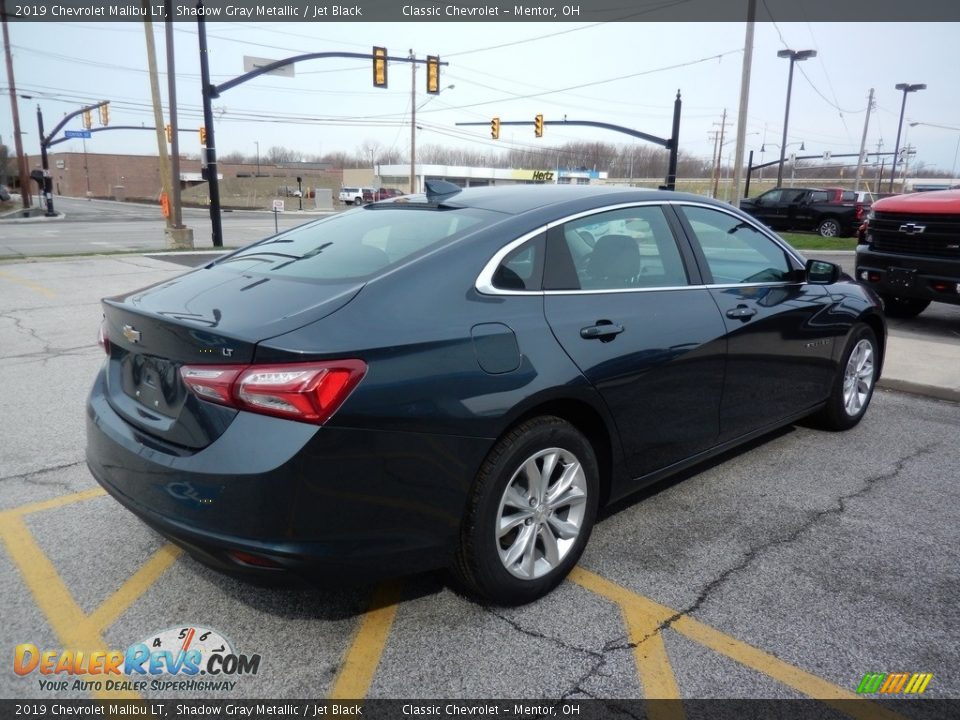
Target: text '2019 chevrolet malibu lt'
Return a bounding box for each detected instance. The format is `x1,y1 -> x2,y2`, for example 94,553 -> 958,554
87,184 -> 885,605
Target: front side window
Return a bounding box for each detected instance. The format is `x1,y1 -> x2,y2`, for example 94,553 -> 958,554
216,207 -> 491,282
678,206 -> 794,285
545,206 -> 688,291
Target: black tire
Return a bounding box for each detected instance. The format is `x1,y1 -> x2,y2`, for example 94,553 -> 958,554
817,217 -> 841,237
354,196 -> 364,205
880,294 -> 930,319
453,416 -> 599,605
813,324 -> 879,431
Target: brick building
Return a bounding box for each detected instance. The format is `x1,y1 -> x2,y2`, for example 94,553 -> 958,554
45,152 -> 340,201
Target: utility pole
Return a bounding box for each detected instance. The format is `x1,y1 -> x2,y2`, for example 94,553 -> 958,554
712,108 -> 729,199
873,138 -> 884,192
164,1 -> 193,248
2,13 -> 31,210
854,88 -> 874,192
708,129 -> 721,197
409,49 -> 416,194
730,0 -> 755,207
143,13 -> 173,232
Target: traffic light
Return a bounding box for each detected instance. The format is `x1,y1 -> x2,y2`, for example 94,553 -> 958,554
99,103 -> 109,126
372,46 -> 387,88
199,126 -> 207,146
534,114 -> 544,138
83,110 -> 92,130
165,124 -> 172,143
426,55 -> 440,95
491,117 -> 500,140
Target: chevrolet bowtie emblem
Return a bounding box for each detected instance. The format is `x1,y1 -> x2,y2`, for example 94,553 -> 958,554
898,223 -> 926,235
122,325 -> 142,344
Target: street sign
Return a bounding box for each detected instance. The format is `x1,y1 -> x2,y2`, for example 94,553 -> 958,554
244,56 -> 295,78
272,199 -> 285,212
64,130 -> 92,139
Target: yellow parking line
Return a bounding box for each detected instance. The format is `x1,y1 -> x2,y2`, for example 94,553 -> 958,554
2,487 -> 106,519
0,515 -> 140,701
671,615 -> 904,720
328,581 -> 402,700
570,568 -> 905,720
88,544 -> 183,633
0,270 -> 56,298
571,567 -> 682,718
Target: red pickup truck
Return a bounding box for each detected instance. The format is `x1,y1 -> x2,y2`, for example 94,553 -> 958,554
856,189 -> 960,317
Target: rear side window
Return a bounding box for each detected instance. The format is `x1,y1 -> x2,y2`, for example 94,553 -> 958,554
841,191 -> 856,202
216,207 -> 490,282
545,206 -> 688,290
492,234 -> 545,291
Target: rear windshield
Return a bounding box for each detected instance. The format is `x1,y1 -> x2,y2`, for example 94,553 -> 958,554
215,206 -> 492,281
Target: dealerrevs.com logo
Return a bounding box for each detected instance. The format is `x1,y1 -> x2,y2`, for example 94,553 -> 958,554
856,672 -> 933,695
14,626 -> 261,693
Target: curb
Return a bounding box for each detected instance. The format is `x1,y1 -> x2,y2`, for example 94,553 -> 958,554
0,212 -> 67,224
878,378 -> 960,404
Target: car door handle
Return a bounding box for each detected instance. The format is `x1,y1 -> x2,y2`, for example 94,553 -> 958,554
726,305 -> 757,320
580,321 -> 624,340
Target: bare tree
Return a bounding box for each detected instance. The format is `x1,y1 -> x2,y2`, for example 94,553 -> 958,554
266,146 -> 296,164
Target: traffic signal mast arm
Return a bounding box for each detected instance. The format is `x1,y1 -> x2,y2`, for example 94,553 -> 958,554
211,51 -> 448,97
46,125 -> 201,147
458,118 -> 673,148
42,100 -> 109,147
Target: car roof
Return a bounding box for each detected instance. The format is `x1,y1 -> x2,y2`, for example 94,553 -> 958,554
395,184 -> 714,215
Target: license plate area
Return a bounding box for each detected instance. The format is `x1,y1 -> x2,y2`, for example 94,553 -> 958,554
121,353 -> 182,416
888,266 -> 916,290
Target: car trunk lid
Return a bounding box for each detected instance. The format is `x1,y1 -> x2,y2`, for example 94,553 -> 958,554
101,266 -> 363,449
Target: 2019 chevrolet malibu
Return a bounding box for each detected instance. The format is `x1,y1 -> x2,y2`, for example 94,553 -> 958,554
87,183 -> 885,605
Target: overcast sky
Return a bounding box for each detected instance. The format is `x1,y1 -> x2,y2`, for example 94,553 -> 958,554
3,19 -> 959,177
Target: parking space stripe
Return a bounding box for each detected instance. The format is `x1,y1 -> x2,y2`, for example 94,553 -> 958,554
328,581 -> 402,700
0,270 -> 56,298
88,544 -> 183,633
570,568 -> 905,720
671,615 -> 904,720
0,515 -> 140,701
624,607 -> 683,705
3,487 -> 106,518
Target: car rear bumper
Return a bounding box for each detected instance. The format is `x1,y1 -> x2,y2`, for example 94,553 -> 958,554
86,369 -> 491,580
856,246 -> 960,306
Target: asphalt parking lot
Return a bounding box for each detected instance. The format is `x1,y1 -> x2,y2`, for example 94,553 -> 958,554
1,255 -> 958,713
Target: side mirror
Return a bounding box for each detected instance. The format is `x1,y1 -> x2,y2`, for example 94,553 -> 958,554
805,259 -> 841,285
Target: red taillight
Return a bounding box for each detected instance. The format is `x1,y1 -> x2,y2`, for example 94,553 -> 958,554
180,360 -> 366,425
98,319 -> 110,355
854,203 -> 864,221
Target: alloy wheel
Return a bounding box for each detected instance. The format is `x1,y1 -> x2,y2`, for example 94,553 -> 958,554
842,338 -> 875,416
495,447 -> 588,580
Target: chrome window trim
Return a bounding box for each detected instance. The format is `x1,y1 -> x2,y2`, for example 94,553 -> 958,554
474,200 -> 806,297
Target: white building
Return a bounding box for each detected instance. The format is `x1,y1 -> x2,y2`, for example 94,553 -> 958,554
376,164 -> 608,193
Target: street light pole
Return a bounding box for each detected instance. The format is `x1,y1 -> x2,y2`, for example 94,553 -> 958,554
254,141 -> 260,175
890,83 -> 925,192
409,49 -> 416,194
775,49 -> 816,188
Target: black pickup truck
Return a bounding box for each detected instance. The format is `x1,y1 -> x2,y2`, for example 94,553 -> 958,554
740,187 -> 866,237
